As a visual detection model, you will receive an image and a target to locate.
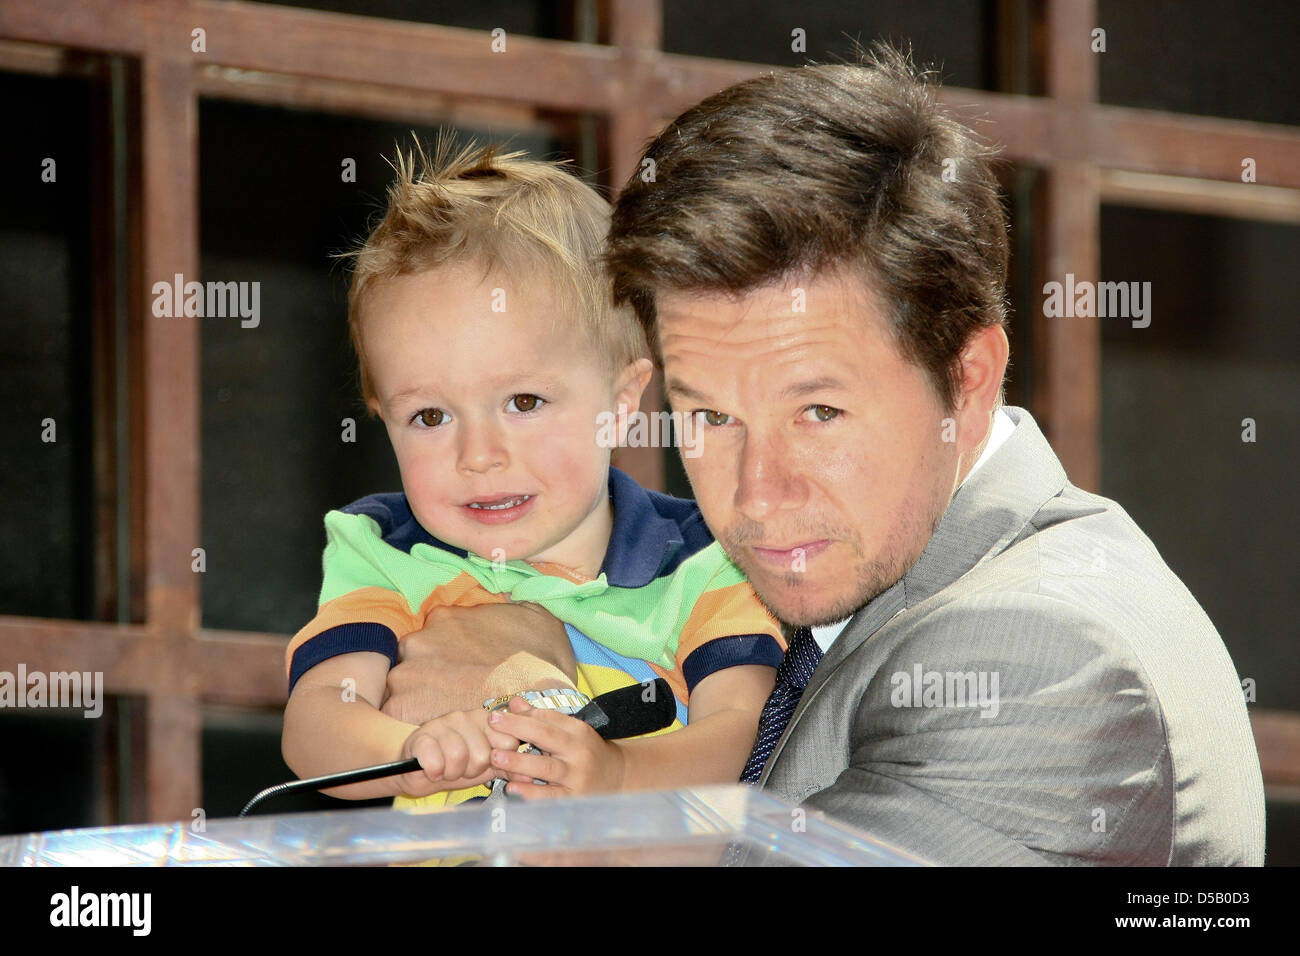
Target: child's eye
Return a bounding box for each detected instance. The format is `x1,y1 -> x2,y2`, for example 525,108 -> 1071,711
509,394 -> 545,413
411,408 -> 448,428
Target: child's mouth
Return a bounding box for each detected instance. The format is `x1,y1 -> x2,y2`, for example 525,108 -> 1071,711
467,495 -> 531,511
463,494 -> 536,524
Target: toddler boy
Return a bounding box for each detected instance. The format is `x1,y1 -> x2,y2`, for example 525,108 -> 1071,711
281,141 -> 784,808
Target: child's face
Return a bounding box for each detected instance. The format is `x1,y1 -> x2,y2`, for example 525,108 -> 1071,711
361,262 -> 648,574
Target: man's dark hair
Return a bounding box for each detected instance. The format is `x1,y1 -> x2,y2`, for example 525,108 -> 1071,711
606,43 -> 1009,411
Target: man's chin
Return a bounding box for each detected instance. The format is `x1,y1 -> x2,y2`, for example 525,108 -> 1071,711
743,569 -> 879,630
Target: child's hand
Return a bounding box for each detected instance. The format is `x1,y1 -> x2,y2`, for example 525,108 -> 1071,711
397,709 -> 521,797
487,695 -> 627,798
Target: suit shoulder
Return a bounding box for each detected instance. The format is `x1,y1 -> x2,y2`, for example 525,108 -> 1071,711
885,584 -> 1147,682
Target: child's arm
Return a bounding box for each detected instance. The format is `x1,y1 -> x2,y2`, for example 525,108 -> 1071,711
282,651 -> 519,800
487,663 -> 776,797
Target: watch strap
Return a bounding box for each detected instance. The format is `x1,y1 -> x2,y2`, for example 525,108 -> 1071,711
482,688 -> 591,715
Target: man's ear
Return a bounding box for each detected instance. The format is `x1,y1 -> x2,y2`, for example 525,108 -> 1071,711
954,324 -> 1009,451
612,358 -> 654,444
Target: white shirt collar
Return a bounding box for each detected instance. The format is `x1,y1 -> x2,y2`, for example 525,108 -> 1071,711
810,617 -> 853,654
959,407 -> 1016,489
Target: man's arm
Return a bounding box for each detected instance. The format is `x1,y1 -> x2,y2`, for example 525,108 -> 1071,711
380,601 -> 578,726
796,599 -> 1171,865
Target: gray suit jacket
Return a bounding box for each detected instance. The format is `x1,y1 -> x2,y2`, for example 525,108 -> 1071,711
760,406 -> 1265,865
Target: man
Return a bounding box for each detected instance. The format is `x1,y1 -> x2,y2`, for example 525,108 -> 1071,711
381,45 -> 1265,865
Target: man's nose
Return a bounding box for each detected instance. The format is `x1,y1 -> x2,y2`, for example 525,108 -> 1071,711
456,420 -> 509,474
734,431 -> 805,523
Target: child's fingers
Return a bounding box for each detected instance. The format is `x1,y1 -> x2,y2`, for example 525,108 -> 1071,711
401,719 -> 516,796
505,779 -> 567,801
487,708 -> 575,754
485,727 -> 522,751
407,734 -> 446,781
398,767 -> 498,798
459,727 -> 496,778
434,728 -> 476,781
491,746 -> 565,786
436,768 -> 500,792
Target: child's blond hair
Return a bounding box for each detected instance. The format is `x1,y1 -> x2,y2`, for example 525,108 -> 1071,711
339,136 -> 646,407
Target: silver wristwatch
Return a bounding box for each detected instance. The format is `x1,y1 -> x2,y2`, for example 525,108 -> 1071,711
482,689 -> 591,794
482,688 -> 591,714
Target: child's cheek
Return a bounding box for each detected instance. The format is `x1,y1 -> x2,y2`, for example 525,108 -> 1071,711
547,430 -> 606,503
400,448 -> 446,521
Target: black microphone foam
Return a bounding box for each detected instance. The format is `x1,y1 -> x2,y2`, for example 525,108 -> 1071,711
575,678 -> 675,739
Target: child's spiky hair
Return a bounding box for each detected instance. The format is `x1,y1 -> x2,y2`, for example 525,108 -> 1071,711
338,135 -> 646,407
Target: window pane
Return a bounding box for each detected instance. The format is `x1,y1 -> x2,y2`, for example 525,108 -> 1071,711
663,0 -> 995,91
0,70 -> 98,621
1100,205 -> 1299,709
1097,0 -> 1300,127
237,0 -> 571,37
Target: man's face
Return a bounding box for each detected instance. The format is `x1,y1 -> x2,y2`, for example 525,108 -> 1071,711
658,270 -> 964,627
361,261 -> 628,574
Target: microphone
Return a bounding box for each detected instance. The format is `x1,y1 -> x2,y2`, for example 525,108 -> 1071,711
571,678 -> 676,741
239,679 -> 675,816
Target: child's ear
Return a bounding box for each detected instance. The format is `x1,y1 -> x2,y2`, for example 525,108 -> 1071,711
367,396 -> 384,421
613,358 -> 654,410
612,358 -> 654,443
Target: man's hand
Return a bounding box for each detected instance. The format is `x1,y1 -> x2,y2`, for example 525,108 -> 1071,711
380,602 -> 577,726
486,695 -> 627,798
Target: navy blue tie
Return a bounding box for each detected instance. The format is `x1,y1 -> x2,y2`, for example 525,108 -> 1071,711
741,626 -> 823,783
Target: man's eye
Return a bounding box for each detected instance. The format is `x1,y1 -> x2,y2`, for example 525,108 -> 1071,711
699,410 -> 732,427
412,408 -> 447,427
805,404 -> 840,422
509,394 -> 544,413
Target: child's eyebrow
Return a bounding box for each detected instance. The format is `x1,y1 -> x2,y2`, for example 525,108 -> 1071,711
385,375 -> 568,406
475,370 -> 570,393
386,386 -> 436,406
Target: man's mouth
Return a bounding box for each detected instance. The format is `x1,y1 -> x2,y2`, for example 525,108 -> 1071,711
749,539 -> 831,566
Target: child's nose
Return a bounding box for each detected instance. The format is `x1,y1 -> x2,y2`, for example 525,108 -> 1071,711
456,422 -> 509,473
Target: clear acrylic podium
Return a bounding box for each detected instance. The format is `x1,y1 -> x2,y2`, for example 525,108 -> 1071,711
0,784 -> 926,866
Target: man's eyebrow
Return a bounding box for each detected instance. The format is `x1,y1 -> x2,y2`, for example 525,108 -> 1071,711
666,376 -> 848,404
664,379 -> 711,403
779,377 -> 848,400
